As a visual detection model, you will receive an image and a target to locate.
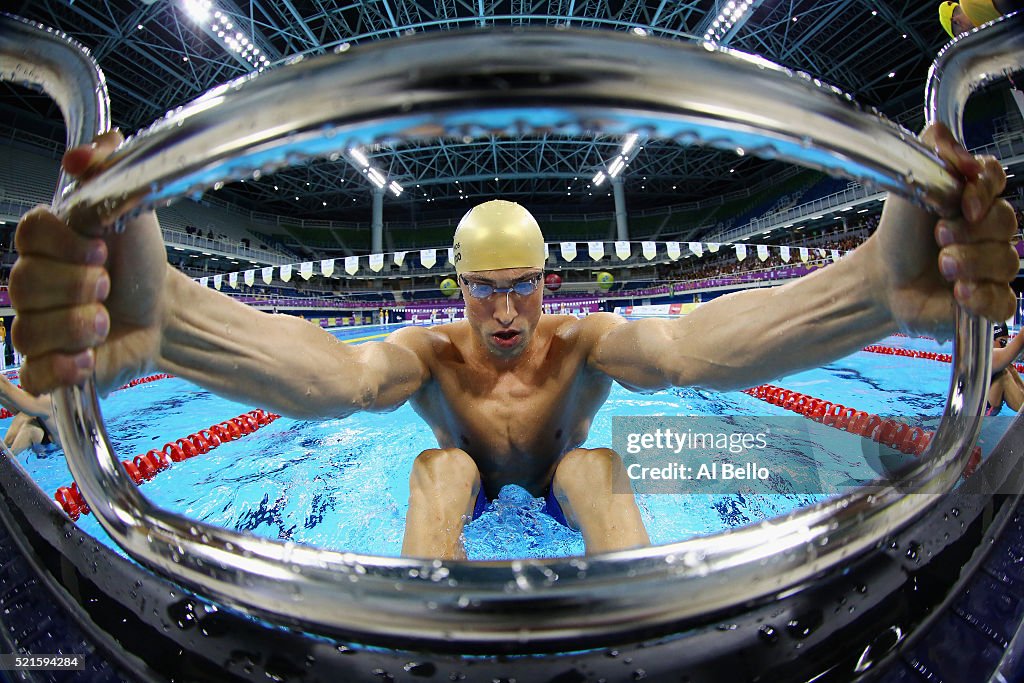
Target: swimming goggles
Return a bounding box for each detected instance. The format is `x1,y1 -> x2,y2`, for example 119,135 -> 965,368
459,274 -> 542,299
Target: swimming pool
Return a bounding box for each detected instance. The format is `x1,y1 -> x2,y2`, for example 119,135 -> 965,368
7,321 -> 1012,563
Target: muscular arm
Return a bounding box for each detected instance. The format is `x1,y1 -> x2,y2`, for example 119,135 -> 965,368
0,375 -> 52,418
152,268 -> 429,419
590,237 -> 894,392
592,128 -> 1014,393
993,333 -> 1024,373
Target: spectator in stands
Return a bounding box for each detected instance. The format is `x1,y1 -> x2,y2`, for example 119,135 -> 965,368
9,125 -> 1017,559
988,322 -> 1024,414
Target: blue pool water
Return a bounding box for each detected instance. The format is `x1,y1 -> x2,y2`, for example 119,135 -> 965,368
3,324 -> 1012,561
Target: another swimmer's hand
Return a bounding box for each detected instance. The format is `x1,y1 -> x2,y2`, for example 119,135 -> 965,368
875,123 -> 1017,335
10,131 -> 168,395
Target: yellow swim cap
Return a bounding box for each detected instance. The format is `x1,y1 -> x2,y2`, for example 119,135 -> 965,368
452,200 -> 546,275
939,1 -> 958,38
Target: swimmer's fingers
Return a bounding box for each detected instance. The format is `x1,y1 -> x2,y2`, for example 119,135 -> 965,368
939,242 -> 1020,284
952,280 -> 1017,322
61,130 -> 123,183
61,131 -> 133,237
935,199 -> 1018,246
960,156 -> 1008,223
921,124 -> 1008,222
14,206 -> 108,264
17,351 -> 96,396
921,123 -> 983,185
9,259 -> 110,313
11,305 -> 109,356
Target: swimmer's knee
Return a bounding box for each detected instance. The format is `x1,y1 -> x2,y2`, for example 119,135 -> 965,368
410,448 -> 479,488
554,447 -> 622,492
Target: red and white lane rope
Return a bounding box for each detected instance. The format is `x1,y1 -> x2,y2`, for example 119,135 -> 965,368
863,345 -> 1024,374
54,407 -> 281,520
742,384 -> 980,476
0,373 -> 175,420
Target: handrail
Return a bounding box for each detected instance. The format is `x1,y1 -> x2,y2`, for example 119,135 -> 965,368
3,10 -> 1021,646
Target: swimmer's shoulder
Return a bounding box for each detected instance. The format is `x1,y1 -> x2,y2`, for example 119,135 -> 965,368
548,312 -> 627,342
386,322 -> 464,360
546,312 -> 628,359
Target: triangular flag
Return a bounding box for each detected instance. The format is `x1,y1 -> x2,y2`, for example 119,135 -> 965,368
345,256 -> 359,275
818,248 -> 827,258
279,264 -> 292,282
560,242 -> 577,262
831,249 -> 841,262
780,247 -> 791,263
320,259 -> 335,277
244,269 -> 255,287
261,267 -> 273,284
420,249 -> 437,269
543,244 -> 550,260
735,244 -> 747,261
688,242 -> 703,257
799,248 -> 809,263
707,242 -> 720,253
615,241 -> 631,260
199,277 -> 208,288
228,272 -> 238,289
588,241 -> 605,261
299,262 -> 314,280
394,251 -> 406,267
666,242 -> 681,260
213,274 -> 222,290
447,248 -> 454,266
757,245 -> 769,262
642,241 -> 657,260
369,254 -> 384,272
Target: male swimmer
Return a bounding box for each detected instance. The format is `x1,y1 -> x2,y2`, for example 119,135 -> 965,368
987,322 -> 1024,414
9,124 -> 1018,559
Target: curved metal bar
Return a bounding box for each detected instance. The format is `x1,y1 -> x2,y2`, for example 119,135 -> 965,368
3,11 -> 1022,645
0,14 -> 109,200
921,11 -> 1024,560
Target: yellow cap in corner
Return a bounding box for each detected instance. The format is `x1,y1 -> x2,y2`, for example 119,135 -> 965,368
939,1 -> 959,38
452,200 -> 546,275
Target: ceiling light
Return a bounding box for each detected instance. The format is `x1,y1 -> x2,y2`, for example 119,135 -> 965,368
349,149 -> 370,167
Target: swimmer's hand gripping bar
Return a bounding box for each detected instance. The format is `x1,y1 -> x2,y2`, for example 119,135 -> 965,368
2,10 -> 1021,645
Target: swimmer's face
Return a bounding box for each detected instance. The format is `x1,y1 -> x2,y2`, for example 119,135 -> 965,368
951,7 -> 974,35
460,267 -> 544,359
996,336 -> 1009,348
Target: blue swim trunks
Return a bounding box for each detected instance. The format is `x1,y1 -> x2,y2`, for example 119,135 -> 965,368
472,487 -> 571,527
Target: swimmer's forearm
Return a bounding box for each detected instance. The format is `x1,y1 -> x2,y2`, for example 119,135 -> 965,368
155,269 -> 417,418
993,334 -> 1024,371
0,377 -> 51,417
654,239 -> 895,390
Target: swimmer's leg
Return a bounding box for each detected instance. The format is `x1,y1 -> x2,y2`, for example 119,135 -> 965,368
987,377 -> 1006,414
3,413 -> 43,456
551,447 -> 649,554
402,448 -> 481,560
1004,367 -> 1024,412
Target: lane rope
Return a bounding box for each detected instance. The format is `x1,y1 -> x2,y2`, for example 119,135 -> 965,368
863,344 -> 1024,374
0,373 -> 175,420
54,407 -> 281,520
741,383 -> 981,477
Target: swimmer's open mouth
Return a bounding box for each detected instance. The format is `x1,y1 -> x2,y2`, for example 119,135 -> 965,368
492,329 -> 521,347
